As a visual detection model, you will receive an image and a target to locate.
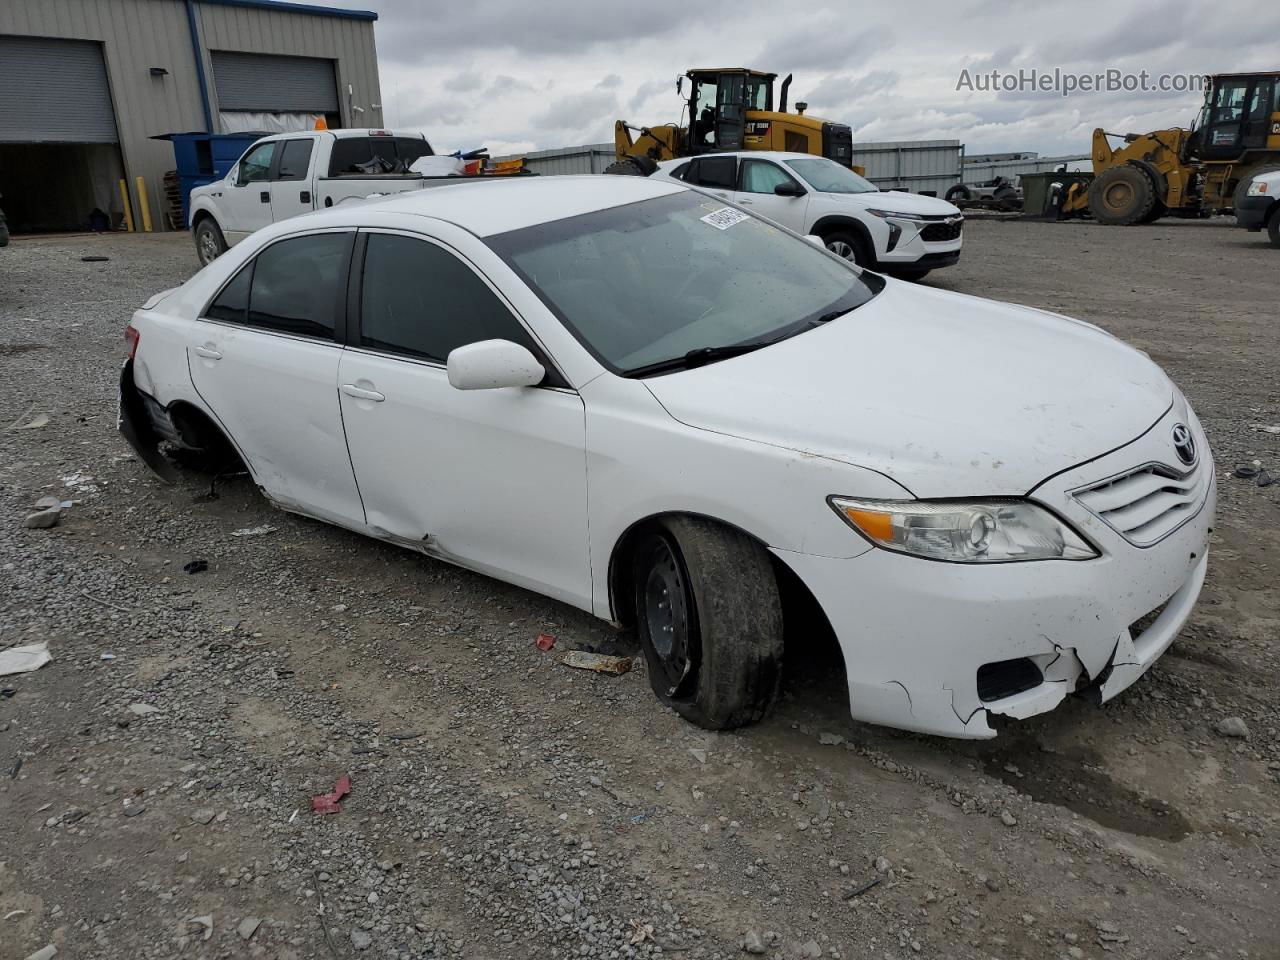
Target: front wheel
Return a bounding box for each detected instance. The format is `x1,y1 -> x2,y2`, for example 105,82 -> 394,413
633,517 -> 783,730
823,230 -> 872,267
1269,210 -> 1280,249
886,266 -> 931,282
193,218 -> 227,266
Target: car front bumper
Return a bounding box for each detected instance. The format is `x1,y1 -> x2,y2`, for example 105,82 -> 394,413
876,223 -> 963,268
773,406 -> 1215,739
1234,193 -> 1272,230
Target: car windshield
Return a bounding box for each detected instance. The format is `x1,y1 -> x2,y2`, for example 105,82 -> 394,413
486,191 -> 881,376
785,158 -> 880,194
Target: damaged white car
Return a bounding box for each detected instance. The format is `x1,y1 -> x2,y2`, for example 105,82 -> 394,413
120,175 -> 1214,738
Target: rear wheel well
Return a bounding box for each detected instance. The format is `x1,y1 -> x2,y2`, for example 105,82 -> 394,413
165,400 -> 245,472
607,512 -> 837,648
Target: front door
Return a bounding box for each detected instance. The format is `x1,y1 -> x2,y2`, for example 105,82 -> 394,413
715,72 -> 747,151
336,230 -> 591,608
187,230 -> 365,527
221,139 -> 277,241
268,136 -> 317,221
733,158 -> 809,231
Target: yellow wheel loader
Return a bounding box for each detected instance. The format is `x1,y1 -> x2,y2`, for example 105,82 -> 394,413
606,68 -> 855,176
1063,71 -> 1280,224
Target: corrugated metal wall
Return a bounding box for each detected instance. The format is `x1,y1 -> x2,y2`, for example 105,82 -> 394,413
494,144 -> 617,175
962,154 -> 1090,185
0,0 -> 382,231
850,140 -> 963,196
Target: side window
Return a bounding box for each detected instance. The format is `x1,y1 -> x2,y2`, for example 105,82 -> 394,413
205,263 -> 252,323
276,139 -> 314,181
237,142 -> 277,185
669,161 -> 692,181
739,160 -> 799,194
395,137 -> 433,165
327,137 -> 397,175
688,155 -> 736,189
360,233 -> 538,364
247,233 -> 351,339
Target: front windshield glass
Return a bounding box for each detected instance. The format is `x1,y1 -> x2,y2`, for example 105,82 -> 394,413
486,191 -> 881,376
785,158 -> 880,194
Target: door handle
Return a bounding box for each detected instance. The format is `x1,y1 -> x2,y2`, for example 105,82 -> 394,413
194,344 -> 222,360
341,384 -> 385,402
260,191 -> 270,203
738,198 -> 754,205
300,190 -> 311,204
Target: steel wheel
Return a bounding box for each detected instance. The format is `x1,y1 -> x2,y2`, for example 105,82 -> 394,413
194,220 -> 226,266
640,534 -> 696,695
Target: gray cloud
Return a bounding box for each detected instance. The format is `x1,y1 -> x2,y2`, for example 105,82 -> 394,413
597,74 -> 622,89
756,22 -> 894,73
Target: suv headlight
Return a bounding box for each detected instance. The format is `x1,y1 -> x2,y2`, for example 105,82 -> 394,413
865,208 -> 927,222
1247,180 -> 1270,197
829,497 -> 1097,563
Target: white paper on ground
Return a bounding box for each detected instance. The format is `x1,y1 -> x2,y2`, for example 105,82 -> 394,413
0,641 -> 52,677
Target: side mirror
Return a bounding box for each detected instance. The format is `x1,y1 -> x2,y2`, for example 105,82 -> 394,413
447,339 -> 545,391
774,181 -> 805,197
804,234 -> 825,247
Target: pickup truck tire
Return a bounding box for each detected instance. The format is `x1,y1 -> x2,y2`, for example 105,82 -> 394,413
1269,207 -> 1280,248
194,218 -> 227,266
632,517 -> 783,730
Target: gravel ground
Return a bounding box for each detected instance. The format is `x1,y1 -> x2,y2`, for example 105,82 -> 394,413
1,219 -> 1277,960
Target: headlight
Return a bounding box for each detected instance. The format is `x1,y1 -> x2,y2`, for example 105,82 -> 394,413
864,208 -> 927,222
829,497 -> 1097,563
1247,180 -> 1270,197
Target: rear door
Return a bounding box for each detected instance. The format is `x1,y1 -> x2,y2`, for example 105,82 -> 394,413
220,140 -> 278,240
685,155 -> 738,200
268,136 -> 318,221
336,229 -> 590,607
733,158 -> 809,231
187,229 -> 365,526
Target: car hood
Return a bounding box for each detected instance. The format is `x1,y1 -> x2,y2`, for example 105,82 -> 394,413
826,191 -> 961,217
641,281 -> 1174,498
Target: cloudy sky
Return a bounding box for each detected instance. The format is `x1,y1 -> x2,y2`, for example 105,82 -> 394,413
318,0 -> 1280,158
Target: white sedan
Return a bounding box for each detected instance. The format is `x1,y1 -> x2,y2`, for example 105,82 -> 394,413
120,175 -> 1214,738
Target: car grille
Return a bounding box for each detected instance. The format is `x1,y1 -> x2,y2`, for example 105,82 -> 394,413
921,219 -> 963,242
1073,461 -> 1208,546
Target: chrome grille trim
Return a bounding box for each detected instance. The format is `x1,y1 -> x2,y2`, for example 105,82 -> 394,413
1072,461 -> 1209,547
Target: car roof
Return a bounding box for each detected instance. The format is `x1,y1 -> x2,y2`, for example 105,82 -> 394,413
657,151 -> 829,166
351,174 -> 685,237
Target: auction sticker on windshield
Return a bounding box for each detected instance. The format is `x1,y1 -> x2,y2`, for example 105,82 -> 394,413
700,206 -> 751,230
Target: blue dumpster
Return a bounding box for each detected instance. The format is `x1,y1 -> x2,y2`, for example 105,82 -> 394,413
153,132 -> 267,227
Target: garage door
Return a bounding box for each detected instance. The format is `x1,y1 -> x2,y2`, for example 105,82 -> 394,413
0,36 -> 119,143
211,51 -> 339,113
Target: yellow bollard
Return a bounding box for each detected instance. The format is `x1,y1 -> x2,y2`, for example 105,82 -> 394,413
135,176 -> 153,233
119,179 -> 135,232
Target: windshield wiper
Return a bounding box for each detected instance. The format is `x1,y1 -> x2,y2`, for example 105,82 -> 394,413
622,341 -> 774,378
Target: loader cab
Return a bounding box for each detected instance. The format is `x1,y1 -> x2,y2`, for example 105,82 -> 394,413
684,69 -> 776,154
1191,72 -> 1280,161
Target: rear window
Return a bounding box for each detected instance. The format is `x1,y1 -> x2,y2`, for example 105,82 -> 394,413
326,135 -> 434,176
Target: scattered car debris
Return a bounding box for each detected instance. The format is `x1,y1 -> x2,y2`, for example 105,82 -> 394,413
386,731 -> 424,741
185,915 -> 214,941
0,641 -> 52,677
1234,463 -> 1261,479
15,413 -> 49,430
689,748 -> 707,764
128,702 -> 161,716
843,875 -> 883,900
311,774 -> 352,814
191,807 -> 217,825
4,909 -> 28,922
183,559 -> 208,574
1248,422 -> 1280,435
24,945 -> 57,960
10,758 -> 22,780
231,524 -> 277,538
561,651 -> 634,675
123,802 -> 146,817
81,255 -> 110,262
629,919 -> 654,945
237,917 -> 262,941
535,632 -> 557,651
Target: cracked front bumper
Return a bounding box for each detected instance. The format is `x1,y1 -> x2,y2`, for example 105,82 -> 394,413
772,411 -> 1215,739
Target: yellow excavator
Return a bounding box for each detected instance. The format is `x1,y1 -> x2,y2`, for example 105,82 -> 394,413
606,68 -> 855,175
1063,71 -> 1280,224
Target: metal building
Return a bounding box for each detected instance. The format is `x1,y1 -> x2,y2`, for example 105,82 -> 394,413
0,0 -> 384,234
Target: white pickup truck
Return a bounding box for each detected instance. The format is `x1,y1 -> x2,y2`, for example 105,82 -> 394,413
189,129 -> 441,265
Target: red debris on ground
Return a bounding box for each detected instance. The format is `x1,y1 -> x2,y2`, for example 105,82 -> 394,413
535,633 -> 557,652
311,775 -> 352,814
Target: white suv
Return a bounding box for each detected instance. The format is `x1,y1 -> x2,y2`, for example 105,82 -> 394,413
653,151 -> 963,280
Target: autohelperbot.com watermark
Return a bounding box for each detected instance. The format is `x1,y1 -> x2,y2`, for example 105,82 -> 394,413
956,68 -> 1207,97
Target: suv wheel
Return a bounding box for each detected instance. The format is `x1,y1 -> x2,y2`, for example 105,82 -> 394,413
632,517 -> 783,730
823,230 -> 872,267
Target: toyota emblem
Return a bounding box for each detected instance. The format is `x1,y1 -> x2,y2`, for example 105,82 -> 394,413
1171,423 -> 1196,466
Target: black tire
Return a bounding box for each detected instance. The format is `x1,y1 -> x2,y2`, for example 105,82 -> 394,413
603,157 -> 654,177
193,217 -> 227,266
1088,165 -> 1156,225
0,211 -> 9,248
886,266 -> 931,282
822,229 -> 873,267
1269,208 -> 1280,249
632,517 -> 783,730
945,184 -> 971,204
1233,165 -> 1280,214
1138,199 -> 1167,224
992,184 -> 1020,212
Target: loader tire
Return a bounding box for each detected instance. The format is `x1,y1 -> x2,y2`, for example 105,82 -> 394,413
603,157 -> 655,177
945,184 -> 972,204
1088,165 -> 1157,225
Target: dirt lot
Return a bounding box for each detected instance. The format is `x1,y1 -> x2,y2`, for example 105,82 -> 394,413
1,218 -> 1277,960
